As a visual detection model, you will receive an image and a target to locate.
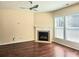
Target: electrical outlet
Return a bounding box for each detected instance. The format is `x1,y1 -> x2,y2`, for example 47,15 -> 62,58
13,37 -> 15,41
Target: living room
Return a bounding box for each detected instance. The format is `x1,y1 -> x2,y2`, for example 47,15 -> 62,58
0,1 -> 79,57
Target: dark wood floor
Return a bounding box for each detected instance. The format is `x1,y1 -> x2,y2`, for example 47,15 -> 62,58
0,41 -> 79,57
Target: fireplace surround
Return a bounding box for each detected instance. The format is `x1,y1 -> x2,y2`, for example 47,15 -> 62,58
35,27 -> 52,43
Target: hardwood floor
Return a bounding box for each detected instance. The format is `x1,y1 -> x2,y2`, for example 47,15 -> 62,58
0,41 -> 79,57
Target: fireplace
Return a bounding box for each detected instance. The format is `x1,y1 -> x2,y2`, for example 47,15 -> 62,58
35,27 -> 52,43
38,31 -> 49,41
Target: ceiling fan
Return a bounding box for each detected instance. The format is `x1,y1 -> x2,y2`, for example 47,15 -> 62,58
20,1 -> 39,11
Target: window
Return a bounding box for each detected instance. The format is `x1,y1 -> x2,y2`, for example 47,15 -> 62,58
55,16 -> 64,39
66,14 -> 79,43
55,13 -> 79,43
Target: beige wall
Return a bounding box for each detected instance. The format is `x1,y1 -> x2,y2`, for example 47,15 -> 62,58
0,7 -> 54,45
53,3 -> 79,50
0,8 -> 34,45
34,12 -> 53,28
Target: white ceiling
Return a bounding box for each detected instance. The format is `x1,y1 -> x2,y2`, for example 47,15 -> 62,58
0,1 -> 78,12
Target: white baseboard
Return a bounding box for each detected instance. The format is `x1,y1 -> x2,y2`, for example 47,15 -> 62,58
0,39 -> 34,45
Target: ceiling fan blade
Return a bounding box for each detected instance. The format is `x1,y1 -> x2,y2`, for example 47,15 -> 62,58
29,5 -> 39,10
33,5 -> 39,8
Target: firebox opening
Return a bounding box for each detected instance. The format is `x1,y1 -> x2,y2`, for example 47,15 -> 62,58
38,31 -> 49,41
